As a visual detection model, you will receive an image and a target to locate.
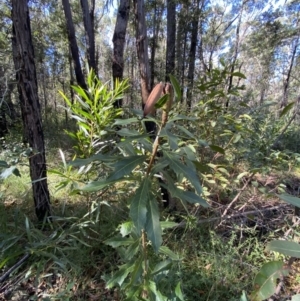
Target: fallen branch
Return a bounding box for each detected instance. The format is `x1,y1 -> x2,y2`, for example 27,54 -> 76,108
0,254 -> 30,284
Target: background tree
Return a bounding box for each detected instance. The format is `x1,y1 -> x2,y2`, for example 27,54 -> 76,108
11,0 -> 51,221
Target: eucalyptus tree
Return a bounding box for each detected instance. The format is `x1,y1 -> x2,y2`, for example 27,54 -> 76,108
112,0 -> 130,107
11,0 -> 51,221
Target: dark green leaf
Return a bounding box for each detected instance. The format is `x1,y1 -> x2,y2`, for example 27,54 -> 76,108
151,260 -> 172,276
0,160 -> 9,168
106,262 -> 135,288
0,166 -> 20,179
280,102 -> 295,118
173,188 -> 209,207
117,128 -> 140,137
108,155 -> 147,181
164,152 -> 202,195
209,145 -> 225,154
145,199 -> 162,253
129,177 -> 151,233
113,118 -> 139,126
267,240 -> 300,258
169,74 -> 182,102
155,94 -> 169,109
159,246 -> 181,260
232,72 -> 247,79
80,179 -> 115,192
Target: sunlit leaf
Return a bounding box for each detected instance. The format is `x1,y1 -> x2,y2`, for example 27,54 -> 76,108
80,179 -> 115,192
175,282 -> 185,301
129,177 -> 151,233
0,166 -> 21,179
155,94 -> 169,109
169,74 -> 182,102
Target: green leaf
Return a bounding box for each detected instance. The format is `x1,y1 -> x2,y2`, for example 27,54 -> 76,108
105,236 -> 135,248
232,72 -> 247,79
175,282 -> 185,301
164,152 -> 202,195
169,74 -> 182,102
117,128 -> 140,137
80,179 -> 115,192
155,94 -> 169,108
120,221 -> 134,237
113,118 -> 139,126
159,246 -> 181,260
0,166 -> 21,179
209,145 -> 225,154
106,262 -> 135,288
252,261 -> 289,301
266,240 -> 300,258
277,194 -> 300,208
280,102 -> 294,118
145,199 -> 162,253
0,160 -> 9,168
108,155 -> 147,181
151,259 -> 172,276
129,177 -> 151,233
240,291 -> 248,301
173,188 -> 209,207
160,221 -> 178,230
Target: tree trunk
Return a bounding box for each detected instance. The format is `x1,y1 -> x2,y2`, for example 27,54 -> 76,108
112,0 -> 130,108
165,0 -> 176,82
186,0 -> 202,109
80,0 -> 97,73
11,0 -> 51,221
281,37 -> 299,108
62,0 -> 87,90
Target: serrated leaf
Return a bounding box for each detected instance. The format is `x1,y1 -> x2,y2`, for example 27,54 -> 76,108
252,261 -> 289,301
277,194 -> 300,208
209,145 -> 225,154
169,74 -> 182,102
280,102 -> 294,118
145,199 -> 162,253
129,177 -> 151,233
108,155 -> 147,181
105,236 -> 135,248
266,240 -> 300,258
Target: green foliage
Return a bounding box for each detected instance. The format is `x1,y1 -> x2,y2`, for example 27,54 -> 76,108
60,69 -> 129,157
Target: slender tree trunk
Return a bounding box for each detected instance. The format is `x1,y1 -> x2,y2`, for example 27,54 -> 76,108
225,0 -> 244,109
165,0 -> 176,82
186,0 -> 202,109
11,0 -> 51,221
112,0 -> 130,108
80,0 -> 96,73
62,0 -> 87,90
281,37 -> 299,108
